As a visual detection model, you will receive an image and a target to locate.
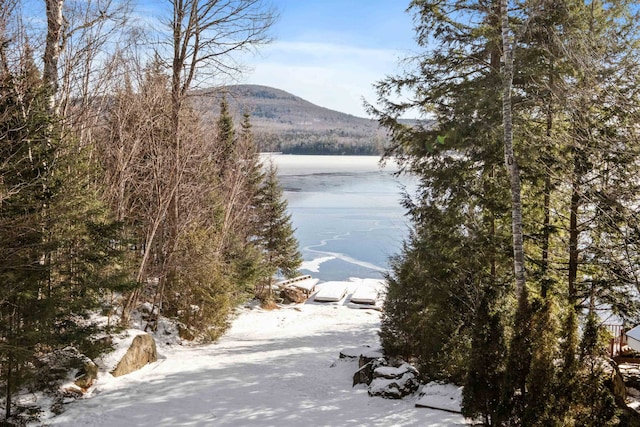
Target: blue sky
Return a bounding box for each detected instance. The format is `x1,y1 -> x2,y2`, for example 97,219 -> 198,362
22,0 -> 418,118
131,0 -> 419,117
242,0 -> 418,117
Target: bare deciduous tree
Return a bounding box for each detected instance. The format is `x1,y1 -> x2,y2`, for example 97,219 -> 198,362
164,0 -> 275,287
57,0 -> 133,146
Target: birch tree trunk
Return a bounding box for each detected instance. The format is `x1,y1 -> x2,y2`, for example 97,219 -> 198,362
500,0 -> 526,299
43,0 -> 64,114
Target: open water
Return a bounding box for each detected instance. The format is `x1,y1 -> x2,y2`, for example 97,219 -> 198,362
266,154 -> 415,281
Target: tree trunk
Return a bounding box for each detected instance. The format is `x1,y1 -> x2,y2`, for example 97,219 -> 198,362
4,307 -> 15,421
5,350 -> 11,420
568,162 -> 580,306
43,0 -> 64,115
500,0 -> 526,298
541,63 -> 554,298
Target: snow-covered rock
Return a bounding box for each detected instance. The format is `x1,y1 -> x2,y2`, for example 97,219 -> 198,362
36,346 -> 98,391
619,363 -> 640,389
368,362 -> 420,399
353,357 -> 387,387
604,360 -> 627,407
339,345 -> 384,361
374,363 -> 418,379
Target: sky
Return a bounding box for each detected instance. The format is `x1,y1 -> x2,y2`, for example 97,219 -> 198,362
129,0 -> 421,118
21,0 -> 419,118
241,0 -> 419,117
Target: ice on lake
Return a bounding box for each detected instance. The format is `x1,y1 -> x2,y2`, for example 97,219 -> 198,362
264,154 -> 415,282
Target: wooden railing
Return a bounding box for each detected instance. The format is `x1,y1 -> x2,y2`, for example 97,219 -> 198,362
604,324 -> 627,357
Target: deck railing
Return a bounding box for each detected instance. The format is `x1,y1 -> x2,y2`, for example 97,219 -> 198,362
604,324 -> 627,357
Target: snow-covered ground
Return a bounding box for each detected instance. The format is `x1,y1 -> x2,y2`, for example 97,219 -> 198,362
44,279 -> 466,426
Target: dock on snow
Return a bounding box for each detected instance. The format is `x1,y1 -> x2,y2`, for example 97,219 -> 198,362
275,275 -> 384,307
313,278 -> 383,308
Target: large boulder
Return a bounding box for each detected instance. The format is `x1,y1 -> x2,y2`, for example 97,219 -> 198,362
368,363 -> 420,399
111,333 -> 158,377
342,347 -> 419,398
610,361 -> 640,425
619,363 -> 640,389
74,358 -> 99,390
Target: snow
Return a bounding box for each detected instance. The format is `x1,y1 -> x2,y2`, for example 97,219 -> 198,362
300,256 -> 335,273
376,365 -> 413,378
415,383 -> 464,414
312,281 -> 349,302
350,285 -> 379,305
340,345 -> 384,360
40,278 -> 466,427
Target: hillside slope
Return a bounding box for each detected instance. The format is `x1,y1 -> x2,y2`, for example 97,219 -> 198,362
191,85 -> 388,154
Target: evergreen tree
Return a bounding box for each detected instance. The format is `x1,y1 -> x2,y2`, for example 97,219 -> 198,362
216,96 -> 236,177
462,288 -> 506,426
372,0 -> 640,424
239,111 -> 266,221
373,0 -> 513,384
498,291 -> 533,425
560,0 -> 640,318
0,44 -> 128,421
572,314 -> 619,426
0,43 -> 54,420
555,308 -> 580,424
254,161 -> 302,296
522,299 -> 560,426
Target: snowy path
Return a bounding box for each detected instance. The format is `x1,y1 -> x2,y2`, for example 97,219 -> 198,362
47,295 -> 466,426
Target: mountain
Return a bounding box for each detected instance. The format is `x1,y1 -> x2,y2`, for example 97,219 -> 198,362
191,85 -> 388,155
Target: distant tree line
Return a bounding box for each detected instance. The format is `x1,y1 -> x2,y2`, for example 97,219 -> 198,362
256,132 -> 387,155
371,0 -> 640,426
0,0 -> 301,422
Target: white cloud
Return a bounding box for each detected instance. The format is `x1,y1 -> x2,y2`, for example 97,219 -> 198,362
240,41 -> 409,118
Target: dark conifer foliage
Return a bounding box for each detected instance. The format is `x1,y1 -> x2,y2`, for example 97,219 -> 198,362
216,96 -> 236,176
373,0 -> 513,384
0,44 -> 128,419
498,292 -> 533,425
372,0 -> 640,425
0,45 -> 54,420
462,289 -> 506,426
1,0 -> 281,420
254,161 -> 302,281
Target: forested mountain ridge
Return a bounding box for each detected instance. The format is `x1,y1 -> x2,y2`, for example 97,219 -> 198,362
191,84 -> 389,154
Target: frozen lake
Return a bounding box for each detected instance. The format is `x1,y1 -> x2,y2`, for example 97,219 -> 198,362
265,154 -> 414,281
